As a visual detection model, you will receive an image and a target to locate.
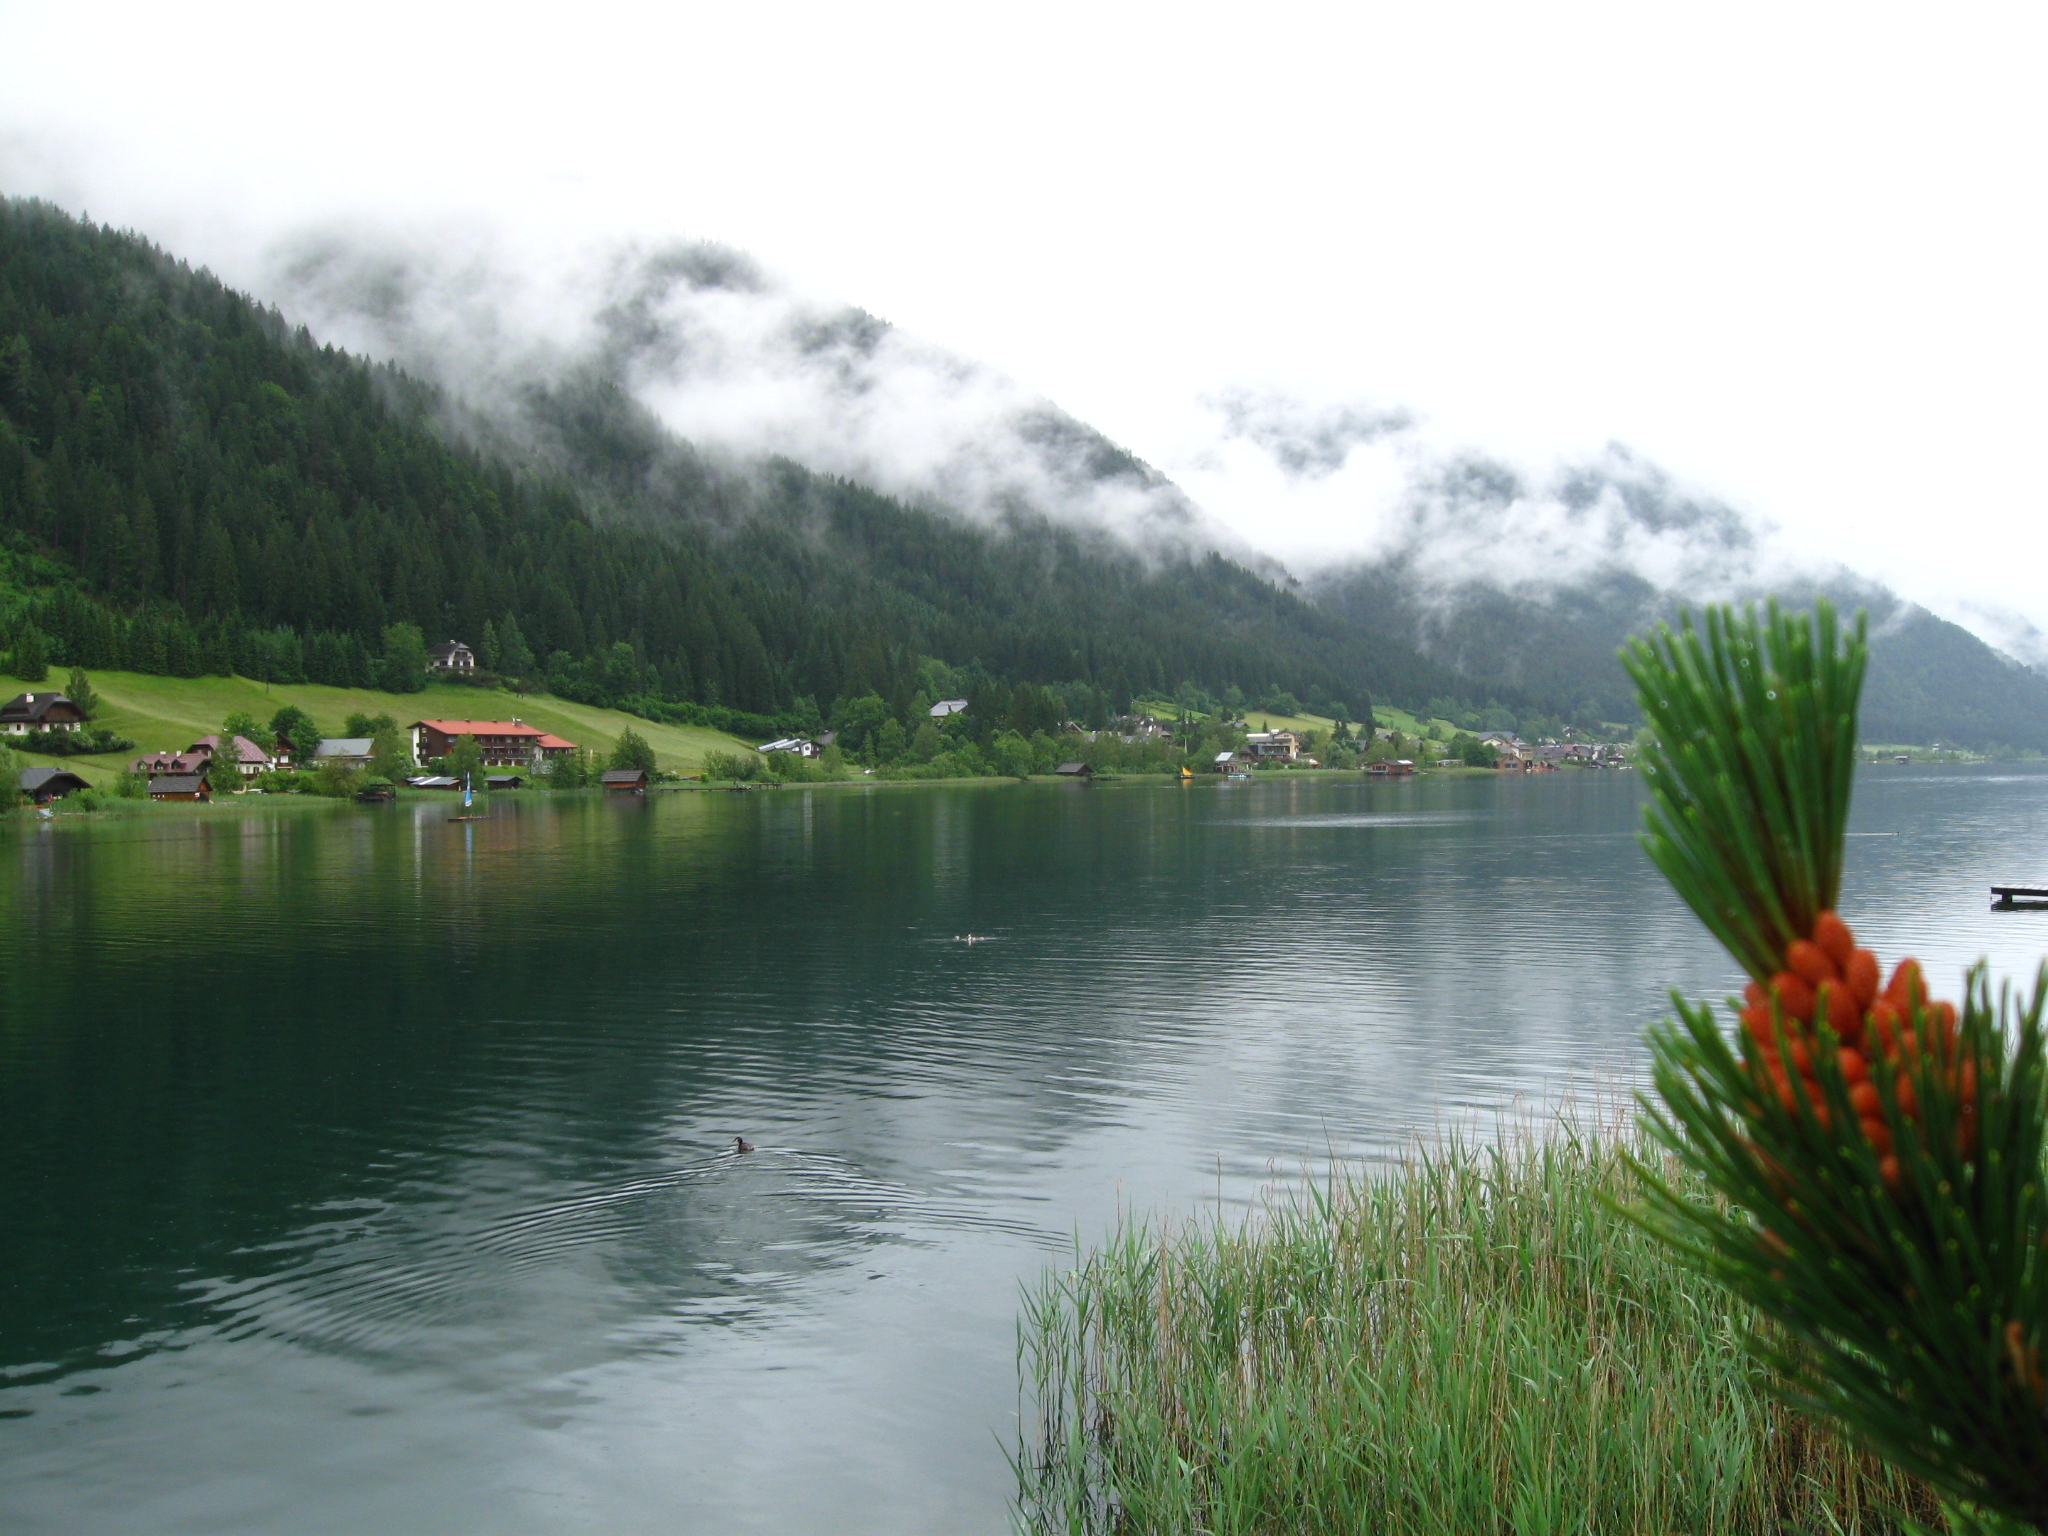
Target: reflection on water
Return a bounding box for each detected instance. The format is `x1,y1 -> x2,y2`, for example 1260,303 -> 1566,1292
2,767 -> 2045,1533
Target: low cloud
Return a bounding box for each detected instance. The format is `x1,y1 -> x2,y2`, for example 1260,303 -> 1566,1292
1207,387 -> 1415,479
264,224 -> 1240,557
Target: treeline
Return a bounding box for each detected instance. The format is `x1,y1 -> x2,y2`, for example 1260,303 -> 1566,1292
0,198 -> 1481,726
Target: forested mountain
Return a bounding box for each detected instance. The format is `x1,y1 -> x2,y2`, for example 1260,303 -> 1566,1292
1314,562 -> 2048,751
0,198 -> 1476,733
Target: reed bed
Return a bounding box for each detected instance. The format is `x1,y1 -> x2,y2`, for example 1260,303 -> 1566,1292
1015,1126 -> 1935,1534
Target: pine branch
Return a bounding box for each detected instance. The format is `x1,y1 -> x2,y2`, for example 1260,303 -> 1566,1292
1623,601 -> 2048,1528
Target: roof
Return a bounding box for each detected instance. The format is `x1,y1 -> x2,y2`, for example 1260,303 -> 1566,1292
758,737 -> 810,753
535,734 -> 576,750
1213,751 -> 1236,762
314,738 -> 376,757
20,767 -> 89,793
929,699 -> 969,717
426,640 -> 473,659
483,773 -> 524,785
600,768 -> 648,784
406,775 -> 461,788
1,692 -> 81,723
413,720 -> 547,738
192,734 -> 271,764
1054,761 -> 1091,775
148,774 -> 209,794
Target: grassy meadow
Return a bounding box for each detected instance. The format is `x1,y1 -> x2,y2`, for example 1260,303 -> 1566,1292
0,669 -> 761,783
1017,1126 -> 1934,1535
1136,699 -> 1456,740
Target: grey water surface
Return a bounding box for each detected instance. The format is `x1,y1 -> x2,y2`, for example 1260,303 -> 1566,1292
4,766 -> 2046,1534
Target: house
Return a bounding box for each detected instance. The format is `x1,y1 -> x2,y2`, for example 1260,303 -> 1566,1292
1213,750 -> 1240,773
601,768 -> 649,793
1367,759 -> 1417,777
405,775 -> 462,789
19,767 -> 90,802
1054,761 -> 1093,778
483,773 -> 524,790
132,748 -> 209,777
1242,730 -> 1302,763
147,773 -> 212,802
426,640 -> 477,674
1,691 -> 87,734
410,720 -> 578,770
312,738 -> 376,768
758,737 -> 820,758
191,734 -> 277,777
929,699 -> 969,719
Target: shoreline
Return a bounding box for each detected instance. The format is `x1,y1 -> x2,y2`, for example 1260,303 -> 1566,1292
0,761 -> 1636,824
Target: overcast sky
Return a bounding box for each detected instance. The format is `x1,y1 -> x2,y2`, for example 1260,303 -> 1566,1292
2,2 -> 2042,639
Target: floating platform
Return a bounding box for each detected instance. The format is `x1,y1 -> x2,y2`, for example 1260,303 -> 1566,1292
1991,885 -> 2048,911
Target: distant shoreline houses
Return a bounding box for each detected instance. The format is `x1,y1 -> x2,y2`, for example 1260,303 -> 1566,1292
117,717 -> 583,790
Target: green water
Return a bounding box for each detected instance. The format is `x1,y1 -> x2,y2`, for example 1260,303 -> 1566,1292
3,768 -> 2045,1533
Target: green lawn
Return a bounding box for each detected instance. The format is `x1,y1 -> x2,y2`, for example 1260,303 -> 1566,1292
1135,699 -> 1455,739
1,669 -> 762,784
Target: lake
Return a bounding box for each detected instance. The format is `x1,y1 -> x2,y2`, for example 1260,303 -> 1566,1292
4,766 -> 2046,1534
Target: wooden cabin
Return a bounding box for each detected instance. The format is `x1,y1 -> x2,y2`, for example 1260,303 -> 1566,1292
147,774 -> 212,802
600,768 -> 649,793
19,767 -> 90,802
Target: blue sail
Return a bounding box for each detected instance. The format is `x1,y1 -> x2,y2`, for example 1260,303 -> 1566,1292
463,773 -> 473,810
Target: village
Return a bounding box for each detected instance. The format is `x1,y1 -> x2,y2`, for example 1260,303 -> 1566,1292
4,637 -> 1639,809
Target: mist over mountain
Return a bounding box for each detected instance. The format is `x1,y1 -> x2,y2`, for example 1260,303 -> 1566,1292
261,227 -> 1242,562
1306,447 -> 2048,750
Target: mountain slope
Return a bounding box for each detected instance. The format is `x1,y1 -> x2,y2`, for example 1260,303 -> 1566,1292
0,199 -> 1476,729
1309,452 -> 2048,750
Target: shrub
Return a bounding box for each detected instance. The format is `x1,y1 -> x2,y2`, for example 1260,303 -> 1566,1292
701,749 -> 765,782
19,727 -> 135,756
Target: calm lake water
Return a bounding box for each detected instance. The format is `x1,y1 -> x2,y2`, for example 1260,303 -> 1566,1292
4,766 -> 2047,1534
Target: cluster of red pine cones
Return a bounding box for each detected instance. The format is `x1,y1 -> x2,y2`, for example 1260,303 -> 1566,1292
1738,910 -> 1972,1188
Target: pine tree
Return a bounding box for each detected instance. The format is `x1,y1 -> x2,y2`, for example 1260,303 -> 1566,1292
12,619 -> 47,681
64,665 -> 96,719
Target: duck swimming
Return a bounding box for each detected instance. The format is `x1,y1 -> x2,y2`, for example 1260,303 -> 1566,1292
733,1135 -> 755,1153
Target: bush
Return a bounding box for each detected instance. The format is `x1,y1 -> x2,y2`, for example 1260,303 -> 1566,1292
701,749 -> 765,782
19,727 -> 135,756
608,726 -> 657,774
311,761 -> 363,798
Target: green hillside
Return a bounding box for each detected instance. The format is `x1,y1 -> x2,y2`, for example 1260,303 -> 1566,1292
1,670 -> 756,784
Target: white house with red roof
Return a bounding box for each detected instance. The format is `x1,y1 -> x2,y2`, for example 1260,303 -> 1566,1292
410,719 -> 578,770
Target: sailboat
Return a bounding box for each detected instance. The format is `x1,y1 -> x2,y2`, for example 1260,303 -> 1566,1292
449,770 -> 486,822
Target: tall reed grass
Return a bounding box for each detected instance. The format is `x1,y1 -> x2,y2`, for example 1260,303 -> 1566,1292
1016,1126 -> 1935,1534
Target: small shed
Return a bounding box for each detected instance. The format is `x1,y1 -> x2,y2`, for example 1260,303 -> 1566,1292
1053,761 -> 1093,778
601,768 -> 649,793
19,767 -> 90,802
148,773 -> 212,802
483,774 -> 524,790
405,775 -> 461,790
